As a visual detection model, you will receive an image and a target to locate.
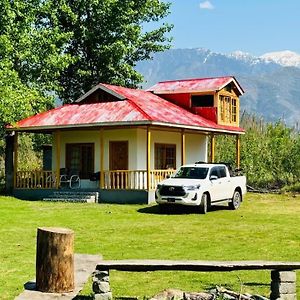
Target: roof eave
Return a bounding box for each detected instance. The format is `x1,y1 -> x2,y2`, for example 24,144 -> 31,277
7,121 -> 245,135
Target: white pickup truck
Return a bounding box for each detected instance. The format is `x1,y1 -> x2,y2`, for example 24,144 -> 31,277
155,163 -> 247,214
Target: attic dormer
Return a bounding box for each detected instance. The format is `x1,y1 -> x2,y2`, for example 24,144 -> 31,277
75,83 -> 126,104
147,76 -> 244,127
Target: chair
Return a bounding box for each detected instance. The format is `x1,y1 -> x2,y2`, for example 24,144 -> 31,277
60,168 -> 81,189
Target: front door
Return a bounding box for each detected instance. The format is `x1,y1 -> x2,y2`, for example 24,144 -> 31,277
109,141 -> 128,170
109,141 -> 128,188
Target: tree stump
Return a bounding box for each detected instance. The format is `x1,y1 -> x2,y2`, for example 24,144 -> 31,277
36,227 -> 74,293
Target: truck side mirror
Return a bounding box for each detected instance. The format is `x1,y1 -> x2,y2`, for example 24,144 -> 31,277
209,175 -> 218,181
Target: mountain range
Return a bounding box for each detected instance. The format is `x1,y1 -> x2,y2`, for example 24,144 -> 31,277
136,48 -> 300,126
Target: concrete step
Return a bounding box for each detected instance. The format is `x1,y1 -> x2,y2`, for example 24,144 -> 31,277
43,191 -> 98,203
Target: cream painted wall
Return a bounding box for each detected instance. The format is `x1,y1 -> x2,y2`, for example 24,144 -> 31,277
185,133 -> 208,164
52,128 -> 138,171
52,128 -> 208,175
135,129 -> 208,169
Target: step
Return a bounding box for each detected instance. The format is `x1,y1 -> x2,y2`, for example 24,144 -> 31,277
43,191 -> 98,203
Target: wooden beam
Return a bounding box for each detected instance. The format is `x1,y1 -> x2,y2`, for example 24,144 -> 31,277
236,135 -> 241,169
13,131 -> 18,189
146,127 -> 151,191
55,130 -> 61,189
100,128 -> 104,189
210,134 -> 215,163
181,129 -> 186,165
96,259 -> 300,272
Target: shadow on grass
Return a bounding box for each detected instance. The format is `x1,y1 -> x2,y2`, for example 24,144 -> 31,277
73,296 -> 93,300
243,282 -> 270,287
138,204 -> 231,215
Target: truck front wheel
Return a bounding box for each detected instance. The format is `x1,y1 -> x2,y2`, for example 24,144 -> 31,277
229,190 -> 242,210
199,193 -> 208,214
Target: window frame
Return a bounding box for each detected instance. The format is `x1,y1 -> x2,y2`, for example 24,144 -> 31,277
65,143 -> 94,179
154,143 -> 176,170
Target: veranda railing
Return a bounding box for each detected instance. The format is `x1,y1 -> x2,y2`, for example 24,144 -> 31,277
15,169 -> 175,190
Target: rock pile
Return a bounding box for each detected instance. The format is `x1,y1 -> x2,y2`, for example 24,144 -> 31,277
149,287 -> 269,300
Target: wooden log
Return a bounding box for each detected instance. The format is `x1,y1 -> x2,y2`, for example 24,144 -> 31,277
36,227 -> 74,293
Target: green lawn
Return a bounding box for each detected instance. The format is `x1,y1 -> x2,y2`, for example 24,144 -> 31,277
0,193 -> 300,299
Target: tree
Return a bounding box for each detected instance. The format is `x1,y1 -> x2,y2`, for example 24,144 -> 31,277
56,0 -> 173,102
0,0 -> 74,93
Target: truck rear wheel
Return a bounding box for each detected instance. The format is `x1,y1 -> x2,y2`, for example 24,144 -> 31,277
229,190 -> 241,210
199,193 -> 208,214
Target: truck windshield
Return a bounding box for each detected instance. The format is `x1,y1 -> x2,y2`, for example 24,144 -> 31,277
173,167 -> 209,179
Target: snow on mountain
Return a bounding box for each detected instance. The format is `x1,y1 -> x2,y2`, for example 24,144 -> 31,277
260,50 -> 300,68
228,51 -> 262,65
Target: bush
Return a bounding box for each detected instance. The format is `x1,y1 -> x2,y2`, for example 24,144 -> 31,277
215,113 -> 300,190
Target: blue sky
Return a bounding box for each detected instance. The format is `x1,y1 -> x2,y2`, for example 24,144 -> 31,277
161,0 -> 300,55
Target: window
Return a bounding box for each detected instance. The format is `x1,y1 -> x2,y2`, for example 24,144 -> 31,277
219,96 -> 238,124
66,143 -> 94,179
210,166 -> 227,178
174,167 -> 209,179
191,95 -> 214,107
231,98 -> 237,123
155,143 -> 176,169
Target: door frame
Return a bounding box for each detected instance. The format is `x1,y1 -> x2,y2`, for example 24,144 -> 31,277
109,141 -> 129,170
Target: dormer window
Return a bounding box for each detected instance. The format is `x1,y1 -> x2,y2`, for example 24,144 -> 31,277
219,95 -> 238,124
191,95 -> 214,107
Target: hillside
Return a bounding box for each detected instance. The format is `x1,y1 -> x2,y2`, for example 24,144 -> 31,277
136,48 -> 300,126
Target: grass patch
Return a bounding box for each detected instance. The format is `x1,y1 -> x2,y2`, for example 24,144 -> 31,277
0,193 -> 300,299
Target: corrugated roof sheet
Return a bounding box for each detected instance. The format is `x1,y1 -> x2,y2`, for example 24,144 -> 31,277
10,83 -> 244,133
147,76 -> 244,95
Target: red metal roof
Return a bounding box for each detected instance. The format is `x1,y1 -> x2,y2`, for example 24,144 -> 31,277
10,83 -> 244,134
147,76 -> 244,95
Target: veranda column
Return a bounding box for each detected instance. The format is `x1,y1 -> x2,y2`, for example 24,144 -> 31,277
181,129 -> 186,165
146,127 -> 151,191
55,130 -> 61,189
13,131 -> 18,189
5,132 -> 16,192
236,135 -> 241,169
100,128 -> 104,189
210,134 -> 215,163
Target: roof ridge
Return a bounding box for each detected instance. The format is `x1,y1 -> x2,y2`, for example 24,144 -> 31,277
157,76 -> 233,84
127,98 -> 153,121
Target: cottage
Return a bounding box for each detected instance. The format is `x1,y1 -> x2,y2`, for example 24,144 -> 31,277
5,76 -> 244,203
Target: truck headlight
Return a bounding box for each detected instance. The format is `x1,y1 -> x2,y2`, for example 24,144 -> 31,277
184,185 -> 200,191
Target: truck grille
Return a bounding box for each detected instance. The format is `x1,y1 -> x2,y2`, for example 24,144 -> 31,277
159,186 -> 186,196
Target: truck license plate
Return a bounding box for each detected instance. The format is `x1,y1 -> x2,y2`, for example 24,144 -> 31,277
167,198 -> 176,202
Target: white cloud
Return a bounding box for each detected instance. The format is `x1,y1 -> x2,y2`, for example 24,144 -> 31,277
199,1 -> 215,10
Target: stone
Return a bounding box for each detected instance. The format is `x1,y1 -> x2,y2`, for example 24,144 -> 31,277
271,281 -> 296,294
184,292 -> 214,300
270,294 -> 296,300
151,288 -> 184,300
93,281 -> 111,294
94,291 -> 113,300
271,271 -> 296,283
93,270 -> 110,282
